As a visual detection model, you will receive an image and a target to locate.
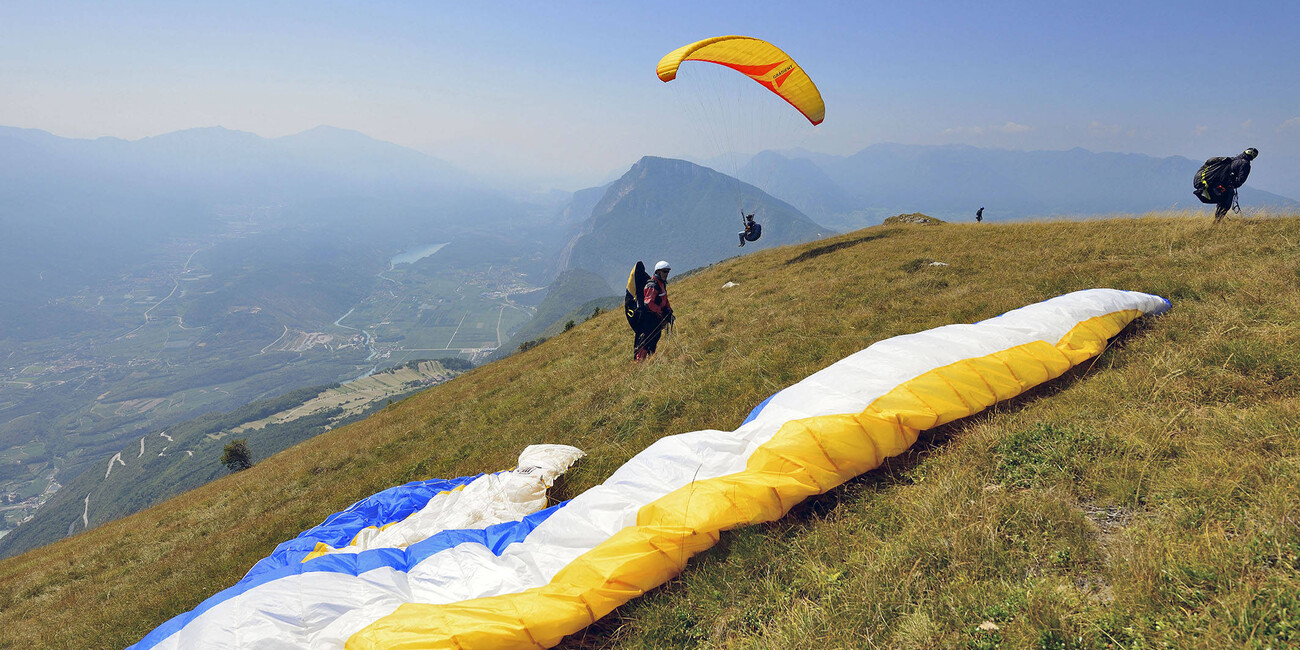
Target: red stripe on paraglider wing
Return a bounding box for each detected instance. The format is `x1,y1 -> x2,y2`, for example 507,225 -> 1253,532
693,58 -> 786,78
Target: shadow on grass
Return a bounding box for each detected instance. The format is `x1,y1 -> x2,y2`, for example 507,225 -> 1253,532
785,231 -> 893,266
558,318 -> 1155,649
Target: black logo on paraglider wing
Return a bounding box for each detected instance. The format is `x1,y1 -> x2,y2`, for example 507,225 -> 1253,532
771,64 -> 795,87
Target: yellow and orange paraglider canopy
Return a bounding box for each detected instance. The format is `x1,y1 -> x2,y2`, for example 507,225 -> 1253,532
657,35 -> 825,125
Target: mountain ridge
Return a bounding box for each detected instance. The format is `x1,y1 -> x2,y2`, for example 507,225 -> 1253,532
737,144 -> 1297,228
563,155 -> 832,290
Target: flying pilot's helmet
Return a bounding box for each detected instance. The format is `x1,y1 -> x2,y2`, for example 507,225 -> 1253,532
654,260 -> 671,273
1244,147 -> 1259,160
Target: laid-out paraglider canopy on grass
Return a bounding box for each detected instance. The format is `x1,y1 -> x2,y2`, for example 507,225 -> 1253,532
129,289 -> 1169,649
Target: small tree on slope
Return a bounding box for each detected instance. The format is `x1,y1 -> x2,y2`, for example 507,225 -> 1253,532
221,439 -> 254,472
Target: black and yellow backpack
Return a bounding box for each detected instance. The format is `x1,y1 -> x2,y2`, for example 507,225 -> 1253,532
1192,156 -> 1234,204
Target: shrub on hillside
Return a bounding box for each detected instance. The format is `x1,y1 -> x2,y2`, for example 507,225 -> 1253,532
221,439 -> 254,472
518,338 -> 547,353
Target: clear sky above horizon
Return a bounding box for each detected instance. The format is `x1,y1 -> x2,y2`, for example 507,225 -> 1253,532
4,1 -> 1298,191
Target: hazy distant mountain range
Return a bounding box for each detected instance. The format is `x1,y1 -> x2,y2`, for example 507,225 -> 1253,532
732,144 -> 1297,229
0,125 -> 520,313
0,124 -> 473,205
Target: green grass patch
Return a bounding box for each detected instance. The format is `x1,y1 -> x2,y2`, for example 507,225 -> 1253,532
993,423 -> 1122,489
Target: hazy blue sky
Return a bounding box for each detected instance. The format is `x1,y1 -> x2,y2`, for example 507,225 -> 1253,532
3,1 -> 1298,190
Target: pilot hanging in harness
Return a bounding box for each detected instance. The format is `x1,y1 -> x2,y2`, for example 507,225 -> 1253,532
738,212 -> 762,247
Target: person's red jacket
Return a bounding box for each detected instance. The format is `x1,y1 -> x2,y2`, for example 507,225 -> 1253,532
643,276 -> 671,317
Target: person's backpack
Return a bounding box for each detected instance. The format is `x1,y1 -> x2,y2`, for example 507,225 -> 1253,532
624,261 -> 650,332
747,222 -> 762,241
1193,156 -> 1234,204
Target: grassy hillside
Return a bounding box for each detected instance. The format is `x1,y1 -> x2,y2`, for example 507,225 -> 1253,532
2,211 -> 1297,649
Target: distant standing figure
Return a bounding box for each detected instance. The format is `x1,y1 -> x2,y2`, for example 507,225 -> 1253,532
976,207 -> 984,223
738,212 -> 762,247
1193,148 -> 1257,224
635,261 -> 674,361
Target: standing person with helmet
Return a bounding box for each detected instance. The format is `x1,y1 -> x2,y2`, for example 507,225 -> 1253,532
1194,148 -> 1258,224
635,261 -> 675,361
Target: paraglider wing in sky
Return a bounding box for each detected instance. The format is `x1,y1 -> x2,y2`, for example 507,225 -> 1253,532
657,35 -> 826,125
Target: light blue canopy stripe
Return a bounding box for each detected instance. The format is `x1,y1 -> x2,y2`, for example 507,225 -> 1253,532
741,391 -> 779,425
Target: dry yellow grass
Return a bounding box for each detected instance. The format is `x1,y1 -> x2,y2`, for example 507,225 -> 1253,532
1,211 -> 1297,649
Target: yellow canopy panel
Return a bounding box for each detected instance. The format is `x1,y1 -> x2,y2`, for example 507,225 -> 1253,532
657,35 -> 826,125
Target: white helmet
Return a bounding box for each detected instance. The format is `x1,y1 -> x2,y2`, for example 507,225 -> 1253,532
654,260 -> 671,272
